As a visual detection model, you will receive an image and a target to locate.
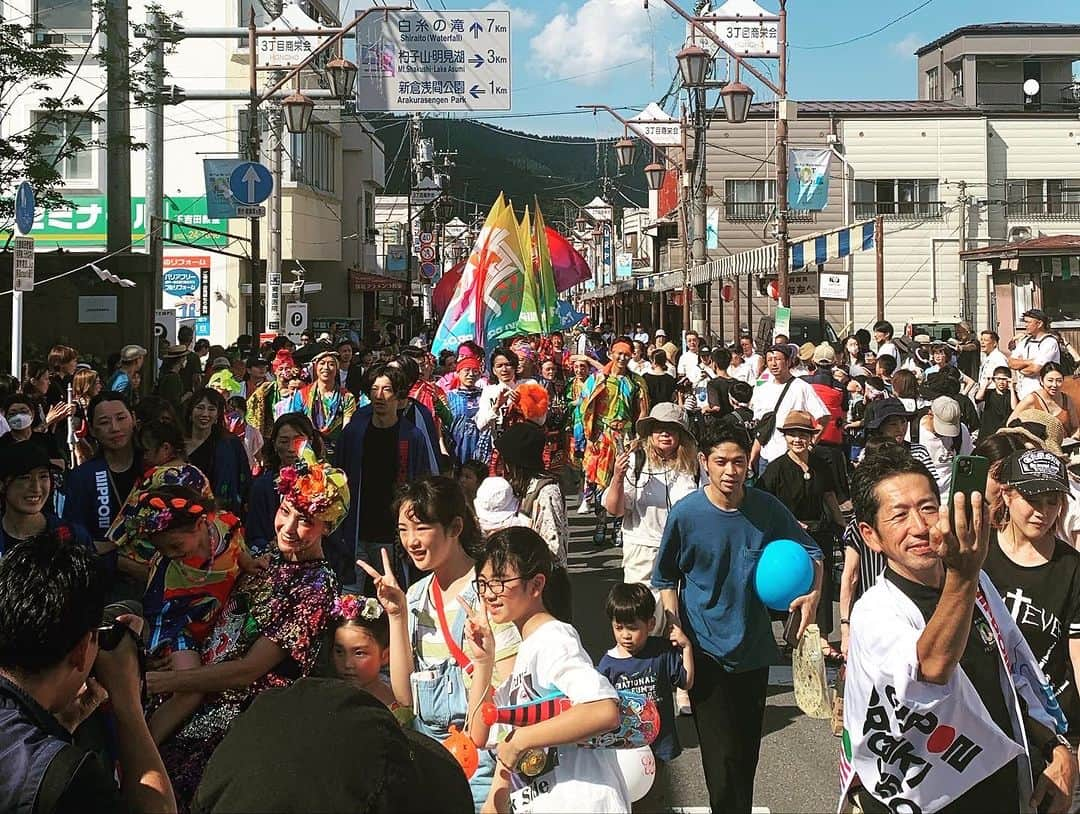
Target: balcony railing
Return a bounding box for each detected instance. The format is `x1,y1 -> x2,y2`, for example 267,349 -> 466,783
723,201 -> 815,222
853,201 -> 945,220
1006,200 -> 1080,220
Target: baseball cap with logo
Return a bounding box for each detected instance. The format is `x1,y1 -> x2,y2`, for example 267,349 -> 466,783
1000,448 -> 1068,496
812,343 -> 836,365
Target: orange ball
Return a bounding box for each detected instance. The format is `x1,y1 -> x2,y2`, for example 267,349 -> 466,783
444,725 -> 479,779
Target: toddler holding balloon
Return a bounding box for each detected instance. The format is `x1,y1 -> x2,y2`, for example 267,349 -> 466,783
463,526 -> 630,813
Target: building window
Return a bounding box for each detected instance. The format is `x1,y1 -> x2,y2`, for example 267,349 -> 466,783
926,67 -> 940,101
724,179 -> 773,221
34,0 -> 93,43
1006,179 -> 1080,218
290,126 -> 336,194
951,64 -> 963,98
854,179 -> 941,218
33,112 -> 93,182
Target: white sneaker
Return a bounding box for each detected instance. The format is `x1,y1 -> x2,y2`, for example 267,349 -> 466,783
577,499 -> 592,515
676,688 -> 692,716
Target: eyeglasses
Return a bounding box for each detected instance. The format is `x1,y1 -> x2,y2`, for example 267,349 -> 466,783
472,576 -> 527,597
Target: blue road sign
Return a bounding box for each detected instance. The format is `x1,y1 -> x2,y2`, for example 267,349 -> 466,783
229,162 -> 273,206
14,182 -> 35,235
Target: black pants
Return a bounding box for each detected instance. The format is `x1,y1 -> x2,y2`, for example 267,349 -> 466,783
689,654 -> 769,814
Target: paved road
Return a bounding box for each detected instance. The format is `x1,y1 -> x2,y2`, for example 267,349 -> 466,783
565,501 -> 841,813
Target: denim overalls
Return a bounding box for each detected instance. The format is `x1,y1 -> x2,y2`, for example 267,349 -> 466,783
406,574 -> 496,811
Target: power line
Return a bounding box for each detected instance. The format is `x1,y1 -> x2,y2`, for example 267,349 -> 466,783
791,0 -> 936,50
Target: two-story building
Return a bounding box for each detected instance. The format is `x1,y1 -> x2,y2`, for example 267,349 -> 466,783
1,0 -> 385,346
636,22 -> 1080,344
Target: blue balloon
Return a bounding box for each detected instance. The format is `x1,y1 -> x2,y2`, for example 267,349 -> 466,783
754,539 -> 814,611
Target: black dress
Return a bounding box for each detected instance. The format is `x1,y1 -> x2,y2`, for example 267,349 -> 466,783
643,371 -> 677,405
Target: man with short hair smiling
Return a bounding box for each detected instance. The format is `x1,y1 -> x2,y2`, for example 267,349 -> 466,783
653,423 -> 821,813
842,448 -> 1075,814
749,344 -> 830,472
1009,308 -> 1061,399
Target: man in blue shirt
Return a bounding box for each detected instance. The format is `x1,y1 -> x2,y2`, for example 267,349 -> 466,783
653,422 -> 822,814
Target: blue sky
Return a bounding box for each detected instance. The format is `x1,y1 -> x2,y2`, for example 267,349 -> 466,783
344,0 -> 1079,136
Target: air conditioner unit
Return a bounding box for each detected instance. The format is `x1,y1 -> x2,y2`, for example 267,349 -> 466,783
1009,226 -> 1032,243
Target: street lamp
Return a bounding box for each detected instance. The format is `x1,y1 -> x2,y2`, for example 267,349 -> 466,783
575,214 -> 589,232
719,80 -> 754,124
324,56 -> 358,102
644,162 -> 666,191
281,91 -> 314,133
614,136 -> 636,169
676,43 -> 710,88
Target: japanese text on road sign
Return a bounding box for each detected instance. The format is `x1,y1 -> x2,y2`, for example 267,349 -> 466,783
354,10 -> 511,112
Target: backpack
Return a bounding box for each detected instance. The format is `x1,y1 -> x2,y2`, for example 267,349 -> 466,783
1054,334 -> 1077,376
521,475 -> 560,519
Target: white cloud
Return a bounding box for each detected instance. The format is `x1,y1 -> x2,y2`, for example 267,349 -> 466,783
482,2 -> 538,30
529,0 -> 650,85
890,33 -> 924,59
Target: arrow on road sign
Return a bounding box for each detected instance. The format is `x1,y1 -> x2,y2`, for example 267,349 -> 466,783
469,21 -> 482,38
243,166 -> 260,203
470,53 -> 485,68
470,84 -> 486,99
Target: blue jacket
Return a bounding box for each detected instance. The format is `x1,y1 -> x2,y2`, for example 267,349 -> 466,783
334,404 -> 434,556
0,512 -> 92,557
247,470 -> 279,554
403,398 -> 440,474
62,456 -> 124,542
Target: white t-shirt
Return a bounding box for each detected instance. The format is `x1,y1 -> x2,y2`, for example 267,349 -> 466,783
1011,333 -> 1060,399
750,376 -> 830,463
677,351 -> 702,385
876,341 -> 898,361
728,361 -> 756,385
978,348 -> 1010,383
745,352 -> 763,378
492,620 -> 629,813
918,421 -> 973,503
1059,475 -> 1080,549
632,331 -> 649,344
603,456 -> 698,550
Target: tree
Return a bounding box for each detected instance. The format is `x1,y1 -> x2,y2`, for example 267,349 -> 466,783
0,3 -> 179,236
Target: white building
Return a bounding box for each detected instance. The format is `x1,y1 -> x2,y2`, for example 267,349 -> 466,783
2,0 -> 385,345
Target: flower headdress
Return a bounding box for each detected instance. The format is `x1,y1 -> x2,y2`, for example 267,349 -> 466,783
331,593 -> 383,622
275,439 -> 350,532
124,489 -> 209,540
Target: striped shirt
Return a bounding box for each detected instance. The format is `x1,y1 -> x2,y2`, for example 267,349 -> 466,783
843,518 -> 886,605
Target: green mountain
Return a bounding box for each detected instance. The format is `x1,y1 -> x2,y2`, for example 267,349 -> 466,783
368,114 -> 650,225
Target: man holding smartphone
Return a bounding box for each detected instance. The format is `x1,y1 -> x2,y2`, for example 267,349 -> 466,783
843,448 -> 1075,814
0,530 -> 174,813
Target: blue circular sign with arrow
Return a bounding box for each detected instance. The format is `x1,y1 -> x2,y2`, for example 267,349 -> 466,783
229,162 -> 273,205
14,182 -> 35,235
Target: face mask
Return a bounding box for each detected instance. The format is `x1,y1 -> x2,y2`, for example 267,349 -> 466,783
7,413 -> 32,431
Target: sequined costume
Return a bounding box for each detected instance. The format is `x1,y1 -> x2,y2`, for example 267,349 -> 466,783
287,383 -> 357,457
580,372 -> 649,489
159,551 -> 338,808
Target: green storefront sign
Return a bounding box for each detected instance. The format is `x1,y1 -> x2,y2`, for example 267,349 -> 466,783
0,195 -> 230,248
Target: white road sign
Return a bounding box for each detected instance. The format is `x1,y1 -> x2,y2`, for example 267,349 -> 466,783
354,10 -> 511,112
411,179 -> 442,207
285,301 -> 308,343
701,0 -> 780,57
258,3 -> 329,68
628,103 -> 682,148
13,236 -> 34,292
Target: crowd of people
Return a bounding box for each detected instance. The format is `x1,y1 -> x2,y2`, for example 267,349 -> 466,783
3,306 -> 1080,813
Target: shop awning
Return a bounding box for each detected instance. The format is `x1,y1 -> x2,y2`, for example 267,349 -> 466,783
580,280 -> 635,301
686,219 -> 876,285
960,234 -> 1080,262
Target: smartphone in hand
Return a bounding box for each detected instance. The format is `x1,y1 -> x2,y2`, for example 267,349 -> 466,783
948,455 -> 990,518
783,607 -> 803,647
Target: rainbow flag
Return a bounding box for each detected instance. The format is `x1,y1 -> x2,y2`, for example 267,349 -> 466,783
533,203 -> 560,333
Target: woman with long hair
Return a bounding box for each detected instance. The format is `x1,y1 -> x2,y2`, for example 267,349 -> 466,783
183,387 -> 250,516
1009,362 -> 1080,437
248,413 -> 324,556
45,344 -> 78,407
359,475 -> 521,811
494,422 -> 569,565
643,348 -> 678,406
983,448 -> 1080,746
22,359 -> 72,432
840,335 -> 868,377
70,367 -> 102,465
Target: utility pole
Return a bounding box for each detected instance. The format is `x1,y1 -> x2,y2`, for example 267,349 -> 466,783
775,0 -> 790,307
690,88 -> 708,334
146,8 -> 165,383
247,8 -> 263,339
265,0 -> 284,340
104,0 -> 132,254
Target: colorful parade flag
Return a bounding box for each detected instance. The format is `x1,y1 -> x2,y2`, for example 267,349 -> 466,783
534,203 -> 560,333
545,227 -> 592,291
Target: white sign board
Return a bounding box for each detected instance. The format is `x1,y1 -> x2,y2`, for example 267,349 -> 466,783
266,271 -> 282,333
12,236 -> 34,292
820,272 -> 849,300
258,3 -> 329,67
285,301 -> 308,343
355,10 -> 511,111
154,308 -> 177,346
628,103 -> 682,148
411,179 -> 442,207
702,0 -> 780,57
78,295 -> 118,324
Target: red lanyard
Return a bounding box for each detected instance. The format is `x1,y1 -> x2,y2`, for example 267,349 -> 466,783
431,578 -> 474,675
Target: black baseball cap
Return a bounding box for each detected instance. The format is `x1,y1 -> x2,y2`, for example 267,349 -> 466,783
1022,308 -> 1050,325
865,398 -> 911,430
1000,449 -> 1068,496
0,441 -> 57,479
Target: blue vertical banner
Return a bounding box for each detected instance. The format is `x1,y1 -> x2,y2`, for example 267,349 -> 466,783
203,158 -> 245,219
787,148 -> 832,211
602,222 -> 613,284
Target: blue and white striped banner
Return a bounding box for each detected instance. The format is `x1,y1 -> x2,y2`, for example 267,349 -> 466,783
790,220 -> 875,271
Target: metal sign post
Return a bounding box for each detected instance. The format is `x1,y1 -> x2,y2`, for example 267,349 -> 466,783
11,233 -> 34,376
